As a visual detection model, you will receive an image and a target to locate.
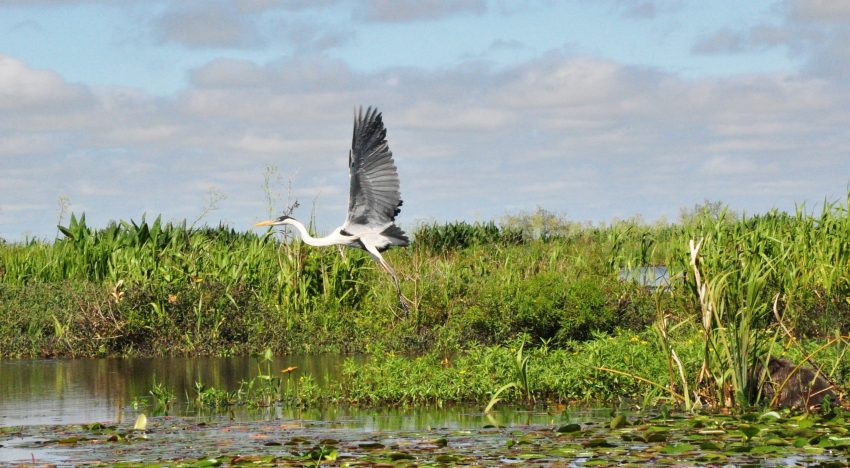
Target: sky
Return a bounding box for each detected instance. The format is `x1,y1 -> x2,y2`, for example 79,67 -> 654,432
1,0 -> 849,240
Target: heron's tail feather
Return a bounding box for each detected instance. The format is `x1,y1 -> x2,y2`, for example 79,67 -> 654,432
381,224 -> 409,248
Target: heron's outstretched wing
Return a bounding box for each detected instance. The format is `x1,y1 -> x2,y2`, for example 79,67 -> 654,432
345,107 -> 402,228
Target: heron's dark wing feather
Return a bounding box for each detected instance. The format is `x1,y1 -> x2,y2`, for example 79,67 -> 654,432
346,107 -> 403,227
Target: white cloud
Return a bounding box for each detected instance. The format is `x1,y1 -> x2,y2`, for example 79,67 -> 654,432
692,29 -> 749,55
396,103 -> 514,130
694,1 -> 850,79
788,0 -> 850,23
699,155 -> 760,176
0,54 -> 92,111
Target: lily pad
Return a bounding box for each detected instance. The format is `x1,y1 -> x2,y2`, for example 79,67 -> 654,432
359,442 -> 385,449
388,451 -> 415,461
586,438 -> 617,448
432,437 -> 448,447
661,443 -> 694,454
646,431 -> 669,442
556,423 -> 581,433
610,415 -> 627,429
738,425 -> 760,441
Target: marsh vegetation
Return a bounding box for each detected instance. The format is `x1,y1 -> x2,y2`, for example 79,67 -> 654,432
1,196 -> 849,407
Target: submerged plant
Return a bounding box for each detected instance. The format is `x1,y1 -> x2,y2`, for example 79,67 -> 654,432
194,381 -> 235,409
149,375 -> 175,414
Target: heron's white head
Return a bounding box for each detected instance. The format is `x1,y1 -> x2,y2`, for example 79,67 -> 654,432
254,215 -> 293,227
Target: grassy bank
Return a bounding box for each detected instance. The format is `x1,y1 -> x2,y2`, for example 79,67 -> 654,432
3,197 -> 849,357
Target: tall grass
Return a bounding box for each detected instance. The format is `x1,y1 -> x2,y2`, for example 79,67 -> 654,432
607,195 -> 850,408
1,213 -> 370,310
413,221 -> 523,253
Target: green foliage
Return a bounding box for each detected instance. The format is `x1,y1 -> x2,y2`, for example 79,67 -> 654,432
149,375 -> 175,413
413,221 -> 523,253
559,278 -> 618,341
502,207 -> 589,241
485,340 -> 533,412
1,191 -> 849,359
337,330 -> 696,405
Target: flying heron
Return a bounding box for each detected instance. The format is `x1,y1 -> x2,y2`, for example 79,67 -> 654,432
255,107 -> 410,313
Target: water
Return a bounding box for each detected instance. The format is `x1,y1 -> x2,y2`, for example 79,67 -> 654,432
0,356 -> 565,428
2,357 -> 846,466
0,355 -> 570,464
0,355 -> 346,427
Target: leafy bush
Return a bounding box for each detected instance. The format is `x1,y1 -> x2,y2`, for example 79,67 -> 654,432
557,278 -> 618,341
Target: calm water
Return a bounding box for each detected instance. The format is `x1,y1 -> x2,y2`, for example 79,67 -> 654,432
2,357 -> 844,466
0,355 -> 572,428
0,355 -> 349,427
0,356 -> 589,464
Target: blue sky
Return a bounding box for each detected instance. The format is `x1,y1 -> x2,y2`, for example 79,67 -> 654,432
2,0 -> 849,240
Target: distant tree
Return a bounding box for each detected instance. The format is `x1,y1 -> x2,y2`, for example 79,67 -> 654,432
678,199 -> 735,224
502,207 -> 586,240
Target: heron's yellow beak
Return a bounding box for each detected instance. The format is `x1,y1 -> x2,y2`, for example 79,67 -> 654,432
254,220 -> 277,227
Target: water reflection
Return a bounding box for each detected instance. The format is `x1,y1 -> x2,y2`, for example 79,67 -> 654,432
0,356 -> 586,430
0,355 -> 345,426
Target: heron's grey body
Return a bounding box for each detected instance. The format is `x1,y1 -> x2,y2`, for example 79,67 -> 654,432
256,107 -> 410,313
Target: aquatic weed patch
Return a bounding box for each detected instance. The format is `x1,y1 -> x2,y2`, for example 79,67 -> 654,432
4,409 -> 850,466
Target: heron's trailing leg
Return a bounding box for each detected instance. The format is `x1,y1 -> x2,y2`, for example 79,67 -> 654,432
384,265 -> 410,317
381,259 -> 411,316
366,247 -> 410,316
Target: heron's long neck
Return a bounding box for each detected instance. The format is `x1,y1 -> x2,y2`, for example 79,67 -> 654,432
284,219 -> 338,247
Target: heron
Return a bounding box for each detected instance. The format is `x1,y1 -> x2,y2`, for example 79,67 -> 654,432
255,107 -> 411,314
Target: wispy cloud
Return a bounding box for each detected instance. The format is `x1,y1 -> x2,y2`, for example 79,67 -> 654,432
152,2 -> 266,49
0,55 -> 92,111
699,155 -> 760,176
358,0 -> 487,22
693,0 -> 850,78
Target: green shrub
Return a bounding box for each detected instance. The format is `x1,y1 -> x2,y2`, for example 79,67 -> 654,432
508,272 -> 568,341
557,277 -> 617,341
